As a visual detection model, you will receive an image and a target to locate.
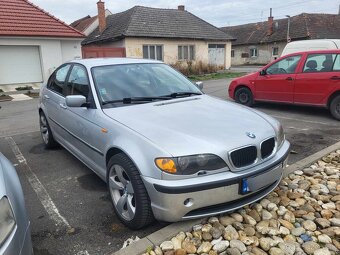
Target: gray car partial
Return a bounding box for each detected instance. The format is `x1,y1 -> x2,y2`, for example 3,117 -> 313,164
0,153 -> 32,255
39,58 -> 290,229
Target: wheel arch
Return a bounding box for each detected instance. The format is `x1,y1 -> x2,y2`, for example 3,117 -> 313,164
327,90 -> 340,109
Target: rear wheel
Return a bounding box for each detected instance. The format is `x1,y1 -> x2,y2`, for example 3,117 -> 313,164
235,87 -> 254,107
39,112 -> 58,148
330,95 -> 340,120
107,153 -> 154,229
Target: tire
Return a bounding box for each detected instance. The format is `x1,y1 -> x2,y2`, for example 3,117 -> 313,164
107,153 -> 154,229
235,87 -> 254,107
330,95 -> 340,120
39,111 -> 58,149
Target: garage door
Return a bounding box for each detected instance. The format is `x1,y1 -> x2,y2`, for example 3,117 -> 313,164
0,46 -> 43,85
208,44 -> 225,66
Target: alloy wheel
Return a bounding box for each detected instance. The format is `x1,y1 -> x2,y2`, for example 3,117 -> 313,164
40,114 -> 49,144
109,164 -> 136,221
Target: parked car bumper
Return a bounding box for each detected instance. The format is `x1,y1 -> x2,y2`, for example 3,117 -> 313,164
142,140 -> 290,222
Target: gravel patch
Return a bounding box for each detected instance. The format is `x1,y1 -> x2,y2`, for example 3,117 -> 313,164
144,150 -> 340,255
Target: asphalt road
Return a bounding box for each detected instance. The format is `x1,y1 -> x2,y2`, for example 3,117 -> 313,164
0,78 -> 339,255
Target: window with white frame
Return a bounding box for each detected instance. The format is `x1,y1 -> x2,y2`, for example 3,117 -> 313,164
143,45 -> 163,61
272,47 -> 279,56
250,48 -> 258,57
178,45 -> 195,61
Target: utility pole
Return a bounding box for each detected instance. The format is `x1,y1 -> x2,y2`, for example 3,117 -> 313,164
286,15 -> 291,43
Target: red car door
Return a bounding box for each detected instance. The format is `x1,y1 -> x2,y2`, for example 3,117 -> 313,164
254,54 -> 302,103
294,52 -> 339,105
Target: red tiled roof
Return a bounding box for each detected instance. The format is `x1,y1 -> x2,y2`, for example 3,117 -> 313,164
0,0 -> 84,38
70,15 -> 97,32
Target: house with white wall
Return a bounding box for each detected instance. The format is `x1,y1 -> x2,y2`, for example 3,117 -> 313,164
78,2 -> 234,69
0,0 -> 85,87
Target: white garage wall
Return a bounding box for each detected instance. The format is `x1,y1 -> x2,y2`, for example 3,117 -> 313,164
0,37 -> 82,84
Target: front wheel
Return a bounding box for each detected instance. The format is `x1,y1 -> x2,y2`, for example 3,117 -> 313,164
330,95 -> 340,120
39,111 -> 58,149
235,87 -> 254,107
107,153 -> 154,229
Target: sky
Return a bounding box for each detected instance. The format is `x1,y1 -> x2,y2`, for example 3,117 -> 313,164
30,0 -> 340,27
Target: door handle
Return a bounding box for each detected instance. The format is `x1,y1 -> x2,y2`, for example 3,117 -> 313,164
59,103 -> 67,109
286,77 -> 294,81
330,76 -> 340,80
44,95 -> 50,100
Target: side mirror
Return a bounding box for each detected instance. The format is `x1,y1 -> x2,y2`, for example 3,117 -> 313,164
65,95 -> 87,107
260,70 -> 267,76
195,81 -> 204,90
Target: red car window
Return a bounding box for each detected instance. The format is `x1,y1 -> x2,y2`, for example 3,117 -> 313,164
303,53 -> 337,73
266,55 -> 301,75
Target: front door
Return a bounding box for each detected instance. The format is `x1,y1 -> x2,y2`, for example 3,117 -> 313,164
59,64 -> 107,177
254,55 -> 302,103
294,53 -> 339,105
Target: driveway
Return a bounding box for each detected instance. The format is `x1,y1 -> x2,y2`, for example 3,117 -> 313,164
0,82 -> 339,254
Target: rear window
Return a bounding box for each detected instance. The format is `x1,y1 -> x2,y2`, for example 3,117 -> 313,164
303,54 -> 337,73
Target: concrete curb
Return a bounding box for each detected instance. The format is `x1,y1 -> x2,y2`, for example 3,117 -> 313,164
284,140 -> 340,177
112,141 -> 340,255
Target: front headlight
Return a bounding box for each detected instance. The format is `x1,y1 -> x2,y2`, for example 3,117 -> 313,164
276,124 -> 285,149
155,154 -> 228,175
0,196 -> 16,247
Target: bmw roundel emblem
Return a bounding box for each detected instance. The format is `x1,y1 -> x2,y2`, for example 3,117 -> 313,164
246,132 -> 256,139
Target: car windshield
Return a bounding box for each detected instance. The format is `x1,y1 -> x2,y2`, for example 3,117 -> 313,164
92,63 -> 202,107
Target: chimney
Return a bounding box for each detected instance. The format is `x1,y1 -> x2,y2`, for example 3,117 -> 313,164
267,8 -> 274,36
178,5 -> 185,11
97,0 -> 106,33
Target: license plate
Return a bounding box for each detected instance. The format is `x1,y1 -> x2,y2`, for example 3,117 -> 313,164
239,164 -> 282,195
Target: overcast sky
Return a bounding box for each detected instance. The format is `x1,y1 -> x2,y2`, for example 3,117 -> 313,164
30,0 -> 340,27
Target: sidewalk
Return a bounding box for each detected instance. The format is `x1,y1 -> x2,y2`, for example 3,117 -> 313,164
0,83 -> 40,102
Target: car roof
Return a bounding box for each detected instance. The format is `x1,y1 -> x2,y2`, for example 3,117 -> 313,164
69,58 -> 163,68
284,49 -> 340,57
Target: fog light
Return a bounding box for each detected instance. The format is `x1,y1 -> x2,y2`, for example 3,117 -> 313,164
184,198 -> 194,207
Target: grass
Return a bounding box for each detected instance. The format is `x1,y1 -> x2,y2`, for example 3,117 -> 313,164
15,85 -> 33,91
0,94 -> 13,101
25,91 -> 40,98
188,72 -> 246,81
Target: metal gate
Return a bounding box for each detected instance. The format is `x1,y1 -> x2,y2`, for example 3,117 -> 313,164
208,44 -> 225,66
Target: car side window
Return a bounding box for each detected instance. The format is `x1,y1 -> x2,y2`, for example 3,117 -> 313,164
66,65 -> 90,98
333,54 -> 340,71
266,55 -> 301,75
303,54 -> 336,73
66,65 -> 96,108
47,65 -> 71,95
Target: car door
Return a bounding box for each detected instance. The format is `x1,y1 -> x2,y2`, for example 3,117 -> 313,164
44,64 -> 72,140
254,54 -> 302,102
58,64 -> 107,177
294,53 -> 338,105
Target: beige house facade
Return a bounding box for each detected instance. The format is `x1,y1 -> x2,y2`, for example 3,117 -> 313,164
231,41 -> 286,65
80,5 -> 234,69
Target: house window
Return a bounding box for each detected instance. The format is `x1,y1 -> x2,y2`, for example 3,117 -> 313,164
178,45 -> 195,61
250,48 -> 258,57
272,47 -> 279,56
143,45 -> 163,61
231,49 -> 235,58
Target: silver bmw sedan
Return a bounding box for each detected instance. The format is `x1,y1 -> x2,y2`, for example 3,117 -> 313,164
39,58 -> 290,229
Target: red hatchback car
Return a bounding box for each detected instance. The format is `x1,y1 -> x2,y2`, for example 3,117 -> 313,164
229,50 -> 340,120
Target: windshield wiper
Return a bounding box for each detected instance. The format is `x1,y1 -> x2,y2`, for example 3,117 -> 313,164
162,92 -> 202,98
102,96 -> 171,105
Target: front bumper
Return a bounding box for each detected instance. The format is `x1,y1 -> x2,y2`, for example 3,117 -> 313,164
142,140 -> 290,222
0,222 -> 32,255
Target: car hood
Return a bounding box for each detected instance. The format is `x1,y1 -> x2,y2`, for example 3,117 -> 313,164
103,95 -> 276,156
0,155 -> 7,198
